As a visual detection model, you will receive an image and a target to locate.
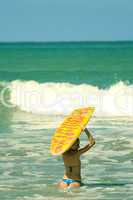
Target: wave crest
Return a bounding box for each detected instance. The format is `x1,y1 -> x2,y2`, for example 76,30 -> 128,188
2,80 -> 131,117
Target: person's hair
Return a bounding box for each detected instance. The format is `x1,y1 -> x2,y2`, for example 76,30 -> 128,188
76,138 -> 79,143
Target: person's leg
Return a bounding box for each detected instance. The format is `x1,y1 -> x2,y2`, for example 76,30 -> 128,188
69,182 -> 81,187
57,181 -> 68,189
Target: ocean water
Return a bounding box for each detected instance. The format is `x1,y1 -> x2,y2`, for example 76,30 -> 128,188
0,42 -> 133,200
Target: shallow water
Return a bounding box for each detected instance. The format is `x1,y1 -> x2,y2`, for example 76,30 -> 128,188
0,111 -> 133,200
0,41 -> 133,200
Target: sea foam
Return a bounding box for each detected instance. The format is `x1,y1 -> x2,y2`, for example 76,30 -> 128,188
4,80 -> 132,117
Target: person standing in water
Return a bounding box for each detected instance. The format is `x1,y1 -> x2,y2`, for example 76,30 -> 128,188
58,128 -> 95,188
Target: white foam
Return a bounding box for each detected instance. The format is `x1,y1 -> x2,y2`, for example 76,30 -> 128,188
7,80 -> 133,117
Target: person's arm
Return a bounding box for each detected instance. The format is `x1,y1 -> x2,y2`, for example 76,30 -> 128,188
78,128 -> 95,155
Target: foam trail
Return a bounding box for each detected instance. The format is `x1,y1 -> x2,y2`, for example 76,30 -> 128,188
7,80 -> 133,117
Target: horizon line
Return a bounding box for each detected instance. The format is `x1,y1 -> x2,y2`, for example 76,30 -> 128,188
0,40 -> 133,43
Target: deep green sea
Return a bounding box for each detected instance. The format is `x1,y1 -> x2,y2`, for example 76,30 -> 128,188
0,42 -> 133,199
0,41 -> 133,87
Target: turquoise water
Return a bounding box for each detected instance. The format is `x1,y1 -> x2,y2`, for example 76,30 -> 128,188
0,41 -> 133,87
0,42 -> 133,199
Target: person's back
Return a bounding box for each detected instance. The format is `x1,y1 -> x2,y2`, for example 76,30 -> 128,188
58,128 -> 95,189
63,142 -> 81,180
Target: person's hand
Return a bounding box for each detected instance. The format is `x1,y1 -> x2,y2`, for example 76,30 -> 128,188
81,127 -> 85,132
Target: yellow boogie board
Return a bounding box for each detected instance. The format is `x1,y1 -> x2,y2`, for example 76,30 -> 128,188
50,107 -> 95,155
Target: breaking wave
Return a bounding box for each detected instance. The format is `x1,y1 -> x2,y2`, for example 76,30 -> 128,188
1,80 -> 133,117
